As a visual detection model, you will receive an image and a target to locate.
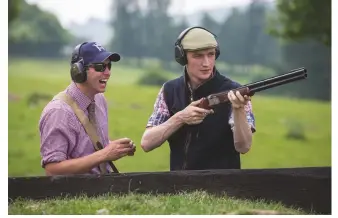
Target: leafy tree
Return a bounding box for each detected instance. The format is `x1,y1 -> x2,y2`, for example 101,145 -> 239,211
265,0 -> 331,101
200,12 -> 220,35
268,0 -> 331,47
9,0 -> 73,57
109,0 -> 142,59
8,0 -> 21,25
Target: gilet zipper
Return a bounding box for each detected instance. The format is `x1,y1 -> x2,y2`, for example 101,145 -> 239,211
182,84 -> 194,170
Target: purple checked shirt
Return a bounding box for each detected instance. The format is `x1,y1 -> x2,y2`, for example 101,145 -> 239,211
39,82 -> 111,174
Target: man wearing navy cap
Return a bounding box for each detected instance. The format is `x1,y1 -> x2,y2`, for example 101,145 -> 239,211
39,42 -> 136,176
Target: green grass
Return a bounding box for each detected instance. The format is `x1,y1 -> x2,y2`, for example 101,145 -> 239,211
8,57 -> 149,85
8,58 -> 331,214
8,191 -> 309,215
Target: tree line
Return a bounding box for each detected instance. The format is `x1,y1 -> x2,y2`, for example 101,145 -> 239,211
8,0 -> 331,101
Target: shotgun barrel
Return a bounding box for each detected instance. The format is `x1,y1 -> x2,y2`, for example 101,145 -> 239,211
198,67 -> 308,109
243,67 -> 306,91
249,72 -> 307,94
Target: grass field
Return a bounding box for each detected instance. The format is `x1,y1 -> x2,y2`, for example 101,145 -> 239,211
8,191 -> 309,215
8,58 -> 331,214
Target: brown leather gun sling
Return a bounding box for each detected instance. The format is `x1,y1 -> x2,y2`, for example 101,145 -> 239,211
53,92 -> 119,174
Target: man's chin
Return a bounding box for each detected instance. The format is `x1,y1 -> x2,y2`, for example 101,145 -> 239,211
97,88 -> 107,93
92,87 -> 106,95
199,72 -> 212,79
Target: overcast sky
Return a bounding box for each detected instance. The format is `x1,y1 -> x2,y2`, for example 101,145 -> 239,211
25,0 -> 274,28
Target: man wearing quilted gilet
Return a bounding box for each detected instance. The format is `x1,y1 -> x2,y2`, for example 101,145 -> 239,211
141,27 -> 256,171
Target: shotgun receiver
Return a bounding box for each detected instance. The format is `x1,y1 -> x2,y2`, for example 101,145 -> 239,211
198,67 -> 308,109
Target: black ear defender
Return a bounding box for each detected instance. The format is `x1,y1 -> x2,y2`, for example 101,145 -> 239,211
174,26 -> 220,66
70,42 -> 88,83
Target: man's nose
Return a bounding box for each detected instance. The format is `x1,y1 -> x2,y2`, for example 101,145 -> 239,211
103,67 -> 110,75
202,56 -> 210,66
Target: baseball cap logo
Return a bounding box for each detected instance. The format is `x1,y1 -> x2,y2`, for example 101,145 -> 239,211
73,41 -> 120,65
92,42 -> 105,52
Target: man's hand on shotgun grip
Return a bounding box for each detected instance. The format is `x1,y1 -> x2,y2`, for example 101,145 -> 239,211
180,98 -> 214,125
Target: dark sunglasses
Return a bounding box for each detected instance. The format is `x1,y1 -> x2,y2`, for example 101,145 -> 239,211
87,62 -> 112,72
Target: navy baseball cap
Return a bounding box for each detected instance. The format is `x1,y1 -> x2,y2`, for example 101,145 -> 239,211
73,42 -> 121,65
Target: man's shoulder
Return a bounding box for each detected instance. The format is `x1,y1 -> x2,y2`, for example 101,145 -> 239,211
163,76 -> 184,88
94,93 -> 109,112
94,93 -> 107,104
217,73 -> 242,89
40,97 -> 74,121
229,79 -> 242,88
161,76 -> 185,99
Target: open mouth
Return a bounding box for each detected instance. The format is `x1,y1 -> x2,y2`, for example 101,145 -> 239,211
99,79 -> 108,84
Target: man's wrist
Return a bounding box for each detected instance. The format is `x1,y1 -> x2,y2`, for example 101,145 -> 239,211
94,148 -> 108,163
232,106 -> 246,113
173,111 -> 185,126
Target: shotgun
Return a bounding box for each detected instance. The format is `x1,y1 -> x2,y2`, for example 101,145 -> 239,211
198,67 -> 307,109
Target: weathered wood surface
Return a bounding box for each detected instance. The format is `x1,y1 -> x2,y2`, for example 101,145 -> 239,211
9,167 -> 331,214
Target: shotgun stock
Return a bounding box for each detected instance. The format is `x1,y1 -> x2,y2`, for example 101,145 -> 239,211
198,67 -> 307,109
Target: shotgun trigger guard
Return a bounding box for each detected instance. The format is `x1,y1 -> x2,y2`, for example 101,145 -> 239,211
208,96 -> 220,106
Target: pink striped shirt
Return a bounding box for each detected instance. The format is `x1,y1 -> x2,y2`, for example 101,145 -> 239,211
39,82 -> 111,174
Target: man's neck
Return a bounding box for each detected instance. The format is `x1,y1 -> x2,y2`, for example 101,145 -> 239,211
188,77 -> 204,90
185,68 -> 215,90
75,83 -> 96,101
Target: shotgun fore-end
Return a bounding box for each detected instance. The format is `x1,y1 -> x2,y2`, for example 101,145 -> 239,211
198,98 -> 211,109
235,87 -> 251,97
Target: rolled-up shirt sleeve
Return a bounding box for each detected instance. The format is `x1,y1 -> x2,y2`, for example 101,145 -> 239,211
39,107 -> 78,168
228,101 -> 256,133
146,86 -> 170,127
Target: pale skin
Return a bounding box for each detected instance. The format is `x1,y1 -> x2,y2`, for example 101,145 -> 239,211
141,48 -> 252,154
45,58 -> 136,176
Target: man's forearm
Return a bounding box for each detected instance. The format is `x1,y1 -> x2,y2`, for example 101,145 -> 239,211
232,107 -> 252,154
141,112 -> 185,152
45,149 -> 107,176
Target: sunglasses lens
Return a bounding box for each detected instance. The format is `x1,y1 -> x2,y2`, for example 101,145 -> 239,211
94,65 -> 103,72
93,63 -> 111,72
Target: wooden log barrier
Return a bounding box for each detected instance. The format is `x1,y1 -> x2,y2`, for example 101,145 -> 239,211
8,167 -> 331,214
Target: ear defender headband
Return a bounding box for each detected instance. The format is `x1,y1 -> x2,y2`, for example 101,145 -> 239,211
174,26 -> 220,66
70,42 -> 88,83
